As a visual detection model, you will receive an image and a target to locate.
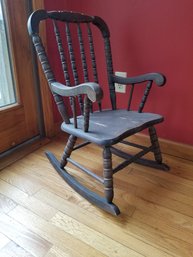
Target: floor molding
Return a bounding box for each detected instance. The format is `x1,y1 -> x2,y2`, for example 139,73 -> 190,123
0,137 -> 50,170
129,133 -> 193,162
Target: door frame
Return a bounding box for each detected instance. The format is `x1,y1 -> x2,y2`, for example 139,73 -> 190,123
32,0 -> 55,138
0,0 -> 55,169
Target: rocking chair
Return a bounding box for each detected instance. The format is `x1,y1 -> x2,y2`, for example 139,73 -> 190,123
28,10 -> 169,215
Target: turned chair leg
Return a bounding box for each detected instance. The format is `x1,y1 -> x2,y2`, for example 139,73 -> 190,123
103,147 -> 114,203
149,126 -> 162,164
60,135 -> 77,168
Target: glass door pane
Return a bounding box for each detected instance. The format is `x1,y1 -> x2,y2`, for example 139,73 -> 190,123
0,1 -> 16,107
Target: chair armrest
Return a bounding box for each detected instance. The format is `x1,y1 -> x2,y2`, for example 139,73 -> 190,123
112,72 -> 166,112
112,72 -> 166,87
50,81 -> 103,102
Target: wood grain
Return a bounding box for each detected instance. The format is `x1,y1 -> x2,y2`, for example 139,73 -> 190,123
0,214 -> 52,257
8,206 -> 107,257
0,170 -> 41,195
0,241 -> 34,257
45,246 -> 83,257
0,193 -> 17,214
0,180 -> 56,220
51,212 -> 143,257
0,233 -> 10,250
34,188 -> 184,257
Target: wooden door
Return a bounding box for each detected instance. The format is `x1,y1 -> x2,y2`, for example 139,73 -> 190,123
0,0 -> 40,153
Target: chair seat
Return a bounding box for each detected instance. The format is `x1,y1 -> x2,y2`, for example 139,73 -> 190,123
61,109 -> 163,146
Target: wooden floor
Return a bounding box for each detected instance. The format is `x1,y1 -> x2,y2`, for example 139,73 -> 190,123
0,134 -> 193,257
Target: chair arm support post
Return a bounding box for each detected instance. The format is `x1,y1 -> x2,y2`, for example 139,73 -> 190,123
50,81 -> 103,103
83,96 -> 90,132
138,80 -> 152,112
51,81 -> 103,130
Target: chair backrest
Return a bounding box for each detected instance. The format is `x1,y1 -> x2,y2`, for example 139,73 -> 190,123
28,9 -> 116,126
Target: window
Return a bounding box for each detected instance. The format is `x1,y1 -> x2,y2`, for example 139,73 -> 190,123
0,1 -> 16,108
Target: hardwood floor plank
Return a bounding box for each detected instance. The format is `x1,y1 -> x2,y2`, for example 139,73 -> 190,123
0,214 -> 52,257
125,219 -> 193,257
36,182 -> 135,218
51,211 -> 144,257
163,155 -> 193,180
0,193 -> 17,214
110,179 -> 193,243
45,246 -> 85,257
114,174 -> 193,218
130,195 -> 193,235
132,209 -> 193,246
7,158 -> 107,214
115,167 -> 193,217
0,233 -> 10,250
115,189 -> 193,256
21,195 -> 57,221
0,180 -> 57,220
8,205 -> 108,257
0,170 -> 41,195
0,241 -> 35,257
117,170 -> 193,208
9,154 -> 78,195
133,162 -> 193,191
35,188 -> 181,257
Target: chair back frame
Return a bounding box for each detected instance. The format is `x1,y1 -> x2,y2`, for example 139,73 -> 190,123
28,10 -> 116,128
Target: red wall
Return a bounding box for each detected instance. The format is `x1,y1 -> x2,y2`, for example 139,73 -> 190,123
44,0 -> 193,146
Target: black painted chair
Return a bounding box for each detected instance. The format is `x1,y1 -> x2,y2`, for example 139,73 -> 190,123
28,10 -> 169,215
